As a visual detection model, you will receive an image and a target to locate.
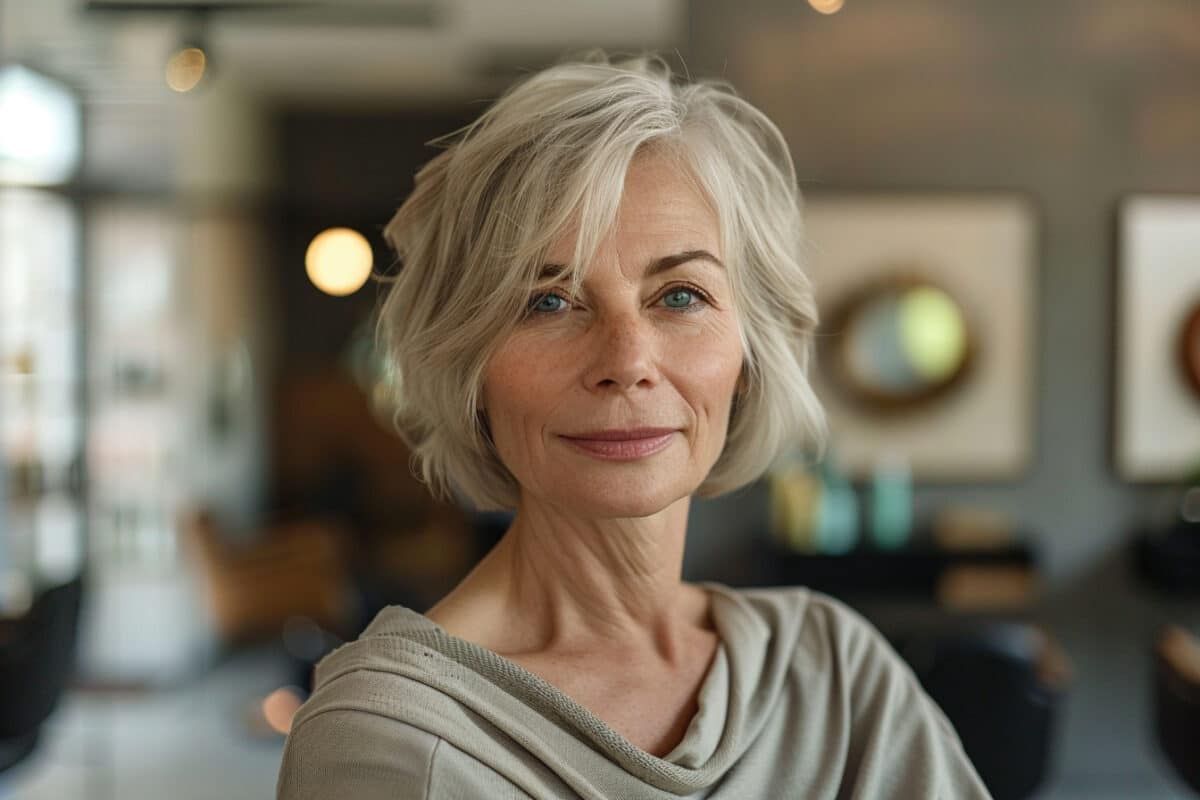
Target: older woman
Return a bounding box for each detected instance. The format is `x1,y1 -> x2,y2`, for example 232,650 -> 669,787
278,53 -> 991,799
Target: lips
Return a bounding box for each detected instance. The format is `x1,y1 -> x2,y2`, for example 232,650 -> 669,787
559,428 -> 678,461
562,427 -> 678,441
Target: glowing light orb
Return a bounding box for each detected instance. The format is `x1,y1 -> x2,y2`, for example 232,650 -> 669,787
809,0 -> 845,15
166,47 -> 207,93
305,227 -> 373,297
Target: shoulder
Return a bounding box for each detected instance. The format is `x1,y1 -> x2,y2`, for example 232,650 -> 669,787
724,581 -> 868,626
277,631 -> 448,800
277,608 -> 557,799
279,707 -> 532,800
712,582 -> 885,659
722,584 -> 923,695
727,586 -> 994,798
285,608 -> 477,739
278,708 -> 437,799
275,609 -> 449,798
278,617 -> 525,800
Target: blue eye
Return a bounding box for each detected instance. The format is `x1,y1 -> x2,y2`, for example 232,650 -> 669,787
663,288 -> 696,309
527,285 -> 709,316
530,293 -> 567,313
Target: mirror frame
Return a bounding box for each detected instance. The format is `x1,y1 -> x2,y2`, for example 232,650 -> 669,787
1178,299 -> 1200,401
820,272 -> 978,414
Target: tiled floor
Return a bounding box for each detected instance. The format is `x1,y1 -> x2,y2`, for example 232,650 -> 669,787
0,644 -> 1192,799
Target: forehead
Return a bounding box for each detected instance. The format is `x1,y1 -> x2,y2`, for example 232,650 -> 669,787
546,151 -> 720,263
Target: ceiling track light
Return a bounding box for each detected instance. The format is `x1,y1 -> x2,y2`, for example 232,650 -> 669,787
808,0 -> 846,15
166,10 -> 211,93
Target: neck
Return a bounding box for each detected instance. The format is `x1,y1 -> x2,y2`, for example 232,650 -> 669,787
471,493 -> 698,658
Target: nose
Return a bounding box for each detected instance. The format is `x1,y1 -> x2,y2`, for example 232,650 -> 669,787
582,311 -> 660,393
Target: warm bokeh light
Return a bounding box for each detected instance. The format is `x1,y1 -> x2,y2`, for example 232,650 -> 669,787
808,0 -> 845,14
166,47 -> 207,93
305,227 -> 374,296
261,686 -> 305,735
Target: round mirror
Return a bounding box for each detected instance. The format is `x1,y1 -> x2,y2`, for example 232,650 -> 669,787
1178,299 -> 1200,400
823,276 -> 974,412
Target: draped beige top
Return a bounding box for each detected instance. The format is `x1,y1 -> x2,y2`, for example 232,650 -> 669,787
278,582 -> 992,799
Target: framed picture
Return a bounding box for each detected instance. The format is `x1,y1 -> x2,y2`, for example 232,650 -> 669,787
1115,195 -> 1200,482
802,193 -> 1037,481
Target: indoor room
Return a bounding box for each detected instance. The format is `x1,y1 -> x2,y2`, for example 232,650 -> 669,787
1,1 -> 1199,798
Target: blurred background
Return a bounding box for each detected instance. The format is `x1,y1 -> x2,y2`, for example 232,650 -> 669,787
2,0 -> 1200,798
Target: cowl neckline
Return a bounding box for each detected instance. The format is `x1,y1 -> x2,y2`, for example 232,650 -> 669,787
339,581 -> 805,794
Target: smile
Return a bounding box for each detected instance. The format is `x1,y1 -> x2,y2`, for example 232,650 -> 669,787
558,430 -> 677,461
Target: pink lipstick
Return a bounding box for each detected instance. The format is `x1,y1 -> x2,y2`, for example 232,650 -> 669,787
559,429 -> 677,461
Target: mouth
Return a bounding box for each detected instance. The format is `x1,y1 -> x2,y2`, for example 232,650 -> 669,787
558,428 -> 678,461
563,427 -> 678,441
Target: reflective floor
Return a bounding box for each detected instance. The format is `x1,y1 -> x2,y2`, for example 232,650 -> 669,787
1,647 -> 289,800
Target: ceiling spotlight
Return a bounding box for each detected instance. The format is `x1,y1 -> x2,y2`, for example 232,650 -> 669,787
166,10 -> 211,93
166,46 -> 207,93
809,0 -> 845,14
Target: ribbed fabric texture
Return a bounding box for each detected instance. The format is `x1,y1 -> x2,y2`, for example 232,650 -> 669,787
278,582 -> 993,799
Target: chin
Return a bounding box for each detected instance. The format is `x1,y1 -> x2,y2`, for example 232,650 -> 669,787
549,473 -> 696,520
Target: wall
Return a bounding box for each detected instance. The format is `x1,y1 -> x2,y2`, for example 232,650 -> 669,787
683,1 -> 1200,796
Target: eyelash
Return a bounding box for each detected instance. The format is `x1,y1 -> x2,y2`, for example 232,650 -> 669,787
527,283 -> 714,315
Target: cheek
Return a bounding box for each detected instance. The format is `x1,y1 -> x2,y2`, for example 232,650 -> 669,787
482,338 -> 558,443
673,325 -> 744,415
484,354 -> 529,427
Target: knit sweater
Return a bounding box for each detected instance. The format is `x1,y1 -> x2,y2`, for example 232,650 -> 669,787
277,582 -> 993,799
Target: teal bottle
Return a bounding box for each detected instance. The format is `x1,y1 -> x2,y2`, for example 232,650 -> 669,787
870,453 -> 912,550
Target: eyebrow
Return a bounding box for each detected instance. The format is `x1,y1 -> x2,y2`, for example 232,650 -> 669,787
537,249 -> 724,280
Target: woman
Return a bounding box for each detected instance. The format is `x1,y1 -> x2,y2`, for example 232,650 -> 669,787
278,52 -> 992,799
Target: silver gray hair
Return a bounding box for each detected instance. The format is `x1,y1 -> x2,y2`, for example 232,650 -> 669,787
377,51 -> 827,511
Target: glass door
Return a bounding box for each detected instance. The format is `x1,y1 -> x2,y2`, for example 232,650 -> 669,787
0,187 -> 85,614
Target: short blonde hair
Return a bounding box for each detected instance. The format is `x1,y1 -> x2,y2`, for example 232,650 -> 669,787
377,51 -> 826,511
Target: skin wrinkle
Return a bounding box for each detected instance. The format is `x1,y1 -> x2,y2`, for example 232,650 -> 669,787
427,152 -> 743,686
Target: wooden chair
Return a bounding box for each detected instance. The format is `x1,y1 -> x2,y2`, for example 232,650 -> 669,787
182,510 -> 351,643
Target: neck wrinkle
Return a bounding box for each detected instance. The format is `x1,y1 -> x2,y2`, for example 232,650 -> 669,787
495,492 -> 697,659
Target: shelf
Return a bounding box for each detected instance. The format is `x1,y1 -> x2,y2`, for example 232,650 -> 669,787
761,532 -> 1039,607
